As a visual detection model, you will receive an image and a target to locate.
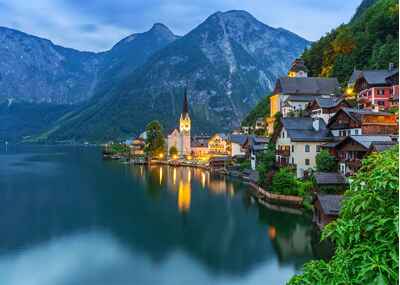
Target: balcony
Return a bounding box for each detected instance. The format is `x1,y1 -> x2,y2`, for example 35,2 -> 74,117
277,149 -> 290,157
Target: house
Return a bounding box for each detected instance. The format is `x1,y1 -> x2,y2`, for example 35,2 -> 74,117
266,59 -> 341,135
241,136 -> 269,170
307,96 -> 351,124
313,194 -> 343,229
314,172 -> 348,193
130,137 -> 145,157
228,134 -> 248,157
209,156 -> 231,169
255,118 -> 266,130
327,108 -> 398,137
208,133 -> 230,156
288,58 -> 309,78
191,136 -> 209,159
274,117 -> 331,178
167,90 -> 191,158
352,65 -> 399,111
324,135 -> 393,176
367,141 -> 397,154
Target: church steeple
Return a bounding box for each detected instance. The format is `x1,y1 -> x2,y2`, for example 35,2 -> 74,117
182,88 -> 189,118
180,88 -> 191,134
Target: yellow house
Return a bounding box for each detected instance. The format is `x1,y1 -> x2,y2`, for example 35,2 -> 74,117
208,133 -> 230,156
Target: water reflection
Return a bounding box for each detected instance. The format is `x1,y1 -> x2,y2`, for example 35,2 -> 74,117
0,146 -> 331,285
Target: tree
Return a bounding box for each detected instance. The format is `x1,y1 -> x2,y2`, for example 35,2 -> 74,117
271,168 -> 298,196
257,143 -> 276,188
169,146 -> 178,157
316,149 -> 338,172
144,120 -> 165,158
289,146 -> 399,284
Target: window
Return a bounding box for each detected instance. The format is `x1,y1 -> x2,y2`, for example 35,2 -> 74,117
291,145 -> 294,152
316,145 -> 321,152
305,145 -> 310,152
292,157 -> 294,164
305,159 -> 310,166
355,129 -> 359,135
378,101 -> 385,106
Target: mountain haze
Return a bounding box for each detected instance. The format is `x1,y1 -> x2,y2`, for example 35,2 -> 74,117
44,10 -> 309,141
0,10 -> 309,142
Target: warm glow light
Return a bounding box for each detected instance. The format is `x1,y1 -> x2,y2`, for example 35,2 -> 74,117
268,226 -> 277,240
173,168 -> 177,185
346,87 -> 353,96
187,155 -> 192,160
178,181 -> 191,213
159,167 -> 163,184
172,154 -> 178,160
159,153 -> 164,159
201,172 -> 206,188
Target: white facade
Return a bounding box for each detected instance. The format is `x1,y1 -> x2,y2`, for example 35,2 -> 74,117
276,128 -> 325,178
231,142 -> 245,157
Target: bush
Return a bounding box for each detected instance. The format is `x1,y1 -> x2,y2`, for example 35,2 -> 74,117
288,146 -> 399,284
169,146 -> 178,157
257,144 -> 276,188
271,168 -> 299,195
316,149 -> 337,172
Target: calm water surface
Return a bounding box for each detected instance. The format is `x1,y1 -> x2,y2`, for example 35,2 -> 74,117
0,145 -> 328,285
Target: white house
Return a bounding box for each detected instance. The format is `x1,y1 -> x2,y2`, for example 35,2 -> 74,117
275,117 -> 331,178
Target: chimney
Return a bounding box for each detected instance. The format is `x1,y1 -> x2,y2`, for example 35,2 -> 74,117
389,62 -> 394,71
313,118 -> 320,131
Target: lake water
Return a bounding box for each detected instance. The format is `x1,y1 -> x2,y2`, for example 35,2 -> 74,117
0,145 -> 329,285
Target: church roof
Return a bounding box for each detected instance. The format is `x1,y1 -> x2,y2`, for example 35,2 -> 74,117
182,88 -> 189,118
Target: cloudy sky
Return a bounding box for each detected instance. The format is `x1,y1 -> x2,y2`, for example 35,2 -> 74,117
0,0 -> 361,52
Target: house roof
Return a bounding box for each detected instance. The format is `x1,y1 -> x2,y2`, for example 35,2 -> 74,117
211,133 -> 228,141
314,97 -> 346,109
229,134 -> 248,145
317,194 -> 343,216
289,58 -> 309,73
368,141 -> 397,152
348,70 -> 363,85
350,135 -> 393,149
282,117 -> 331,142
275,77 -> 340,95
314,172 -> 348,185
357,69 -> 399,85
287,95 -> 319,102
327,107 -> 393,128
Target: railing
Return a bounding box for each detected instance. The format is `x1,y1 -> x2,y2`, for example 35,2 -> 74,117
277,149 -> 290,157
347,159 -> 362,170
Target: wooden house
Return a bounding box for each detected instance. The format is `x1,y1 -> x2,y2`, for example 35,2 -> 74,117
313,194 -> 343,229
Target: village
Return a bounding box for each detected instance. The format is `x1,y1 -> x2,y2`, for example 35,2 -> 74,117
103,58 -> 399,230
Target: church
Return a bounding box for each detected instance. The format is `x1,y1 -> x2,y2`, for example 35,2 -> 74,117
167,90 -> 191,158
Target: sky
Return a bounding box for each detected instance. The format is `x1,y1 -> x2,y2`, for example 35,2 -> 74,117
0,0 -> 361,52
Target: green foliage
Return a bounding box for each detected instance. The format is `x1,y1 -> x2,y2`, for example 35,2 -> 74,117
289,146 -> 399,284
169,146 -> 178,157
108,143 -> 129,154
239,160 -> 251,171
302,0 -> 399,85
144,120 -> 165,157
271,168 -> 299,196
241,96 -> 270,127
257,143 -> 276,188
316,150 -> 338,172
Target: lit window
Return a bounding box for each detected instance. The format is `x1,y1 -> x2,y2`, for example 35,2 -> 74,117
316,145 -> 321,152
305,145 -> 310,152
305,159 -> 310,166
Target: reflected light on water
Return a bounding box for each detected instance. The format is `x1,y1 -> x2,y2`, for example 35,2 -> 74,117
201,172 -> 206,188
159,167 -> 163,185
178,181 -> 191,213
268,226 -> 277,240
173,168 -> 177,185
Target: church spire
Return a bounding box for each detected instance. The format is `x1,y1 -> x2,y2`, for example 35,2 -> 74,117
182,88 -> 189,117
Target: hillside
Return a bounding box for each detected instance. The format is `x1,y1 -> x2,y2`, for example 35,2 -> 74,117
42,10 -> 309,142
241,0 -> 399,127
301,0 -> 398,84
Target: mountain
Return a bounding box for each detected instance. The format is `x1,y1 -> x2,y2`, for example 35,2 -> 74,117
44,10 -> 309,142
0,24 -> 178,141
0,24 -> 178,105
301,0 -> 398,84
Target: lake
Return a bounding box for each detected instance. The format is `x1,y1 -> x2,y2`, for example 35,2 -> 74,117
0,145 -> 329,285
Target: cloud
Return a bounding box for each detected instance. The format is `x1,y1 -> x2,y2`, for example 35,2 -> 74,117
0,0 -> 361,51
